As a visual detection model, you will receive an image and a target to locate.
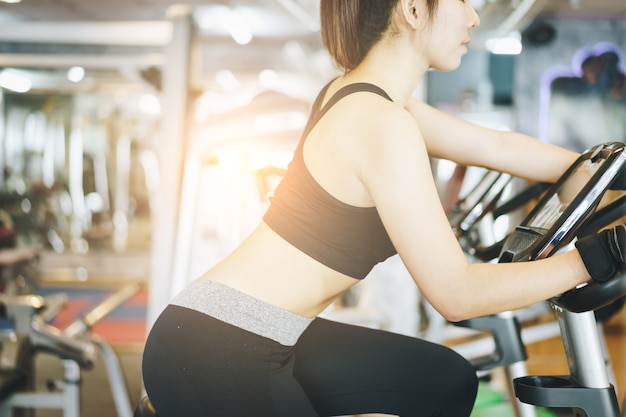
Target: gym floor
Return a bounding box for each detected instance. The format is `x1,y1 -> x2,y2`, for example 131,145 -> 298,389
25,307 -> 624,417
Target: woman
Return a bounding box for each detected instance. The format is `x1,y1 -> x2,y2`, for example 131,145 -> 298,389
142,0 -> 625,416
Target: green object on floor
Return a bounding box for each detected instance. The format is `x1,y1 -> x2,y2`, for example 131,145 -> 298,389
471,382 -> 556,417
471,400 -> 557,417
473,382 -> 505,408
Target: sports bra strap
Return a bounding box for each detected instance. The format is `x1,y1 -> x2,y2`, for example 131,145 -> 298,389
301,82 -> 393,140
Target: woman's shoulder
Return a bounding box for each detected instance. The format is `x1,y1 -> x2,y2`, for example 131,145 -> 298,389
338,91 -> 416,131
359,100 -> 422,148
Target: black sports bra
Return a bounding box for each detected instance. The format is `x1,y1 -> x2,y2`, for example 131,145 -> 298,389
263,82 -> 398,279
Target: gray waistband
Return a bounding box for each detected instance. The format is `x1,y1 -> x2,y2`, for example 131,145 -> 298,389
170,279 -> 313,346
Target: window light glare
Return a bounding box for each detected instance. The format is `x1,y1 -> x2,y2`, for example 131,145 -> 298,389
227,9 -> 253,45
252,111 -> 306,133
486,32 -> 523,55
0,70 -> 31,93
67,66 -> 85,83
138,94 -> 162,116
216,69 -> 240,91
259,69 -> 279,89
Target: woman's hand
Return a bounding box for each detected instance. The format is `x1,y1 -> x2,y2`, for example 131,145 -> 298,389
576,224 -> 626,283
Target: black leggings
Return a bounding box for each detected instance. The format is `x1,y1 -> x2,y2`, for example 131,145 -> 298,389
142,305 -> 478,417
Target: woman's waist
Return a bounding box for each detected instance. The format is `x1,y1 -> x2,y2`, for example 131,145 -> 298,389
202,222 -> 359,317
202,269 -> 354,318
170,279 -> 314,346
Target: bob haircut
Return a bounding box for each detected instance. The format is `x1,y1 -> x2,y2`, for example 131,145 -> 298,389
320,0 -> 439,72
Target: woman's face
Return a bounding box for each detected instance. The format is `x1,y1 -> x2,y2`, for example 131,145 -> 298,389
422,0 -> 480,72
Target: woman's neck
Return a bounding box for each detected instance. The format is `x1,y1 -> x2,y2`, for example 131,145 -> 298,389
344,39 -> 429,106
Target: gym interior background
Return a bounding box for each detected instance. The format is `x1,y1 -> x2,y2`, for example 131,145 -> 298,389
0,0 -> 624,416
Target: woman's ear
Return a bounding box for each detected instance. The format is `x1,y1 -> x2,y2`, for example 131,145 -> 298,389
398,0 -> 420,29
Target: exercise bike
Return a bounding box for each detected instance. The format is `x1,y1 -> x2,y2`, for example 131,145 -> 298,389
490,141 -> 626,417
433,143 -> 625,417
500,142 -> 626,416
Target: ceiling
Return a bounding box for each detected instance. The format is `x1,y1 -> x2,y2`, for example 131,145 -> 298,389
540,0 -> 626,19
1,0 -> 624,24
0,0 -> 624,97
470,0 -> 626,46
0,0 -> 326,95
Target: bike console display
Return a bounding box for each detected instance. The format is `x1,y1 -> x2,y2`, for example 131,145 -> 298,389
498,142 -> 626,264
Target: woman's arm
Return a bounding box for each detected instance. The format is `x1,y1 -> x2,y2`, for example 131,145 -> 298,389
360,107 -> 590,322
405,98 -> 580,183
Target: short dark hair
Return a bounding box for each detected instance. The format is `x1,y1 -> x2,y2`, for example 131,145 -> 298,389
320,0 -> 439,72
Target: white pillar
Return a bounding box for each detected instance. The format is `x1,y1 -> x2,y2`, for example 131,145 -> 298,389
146,6 -> 194,330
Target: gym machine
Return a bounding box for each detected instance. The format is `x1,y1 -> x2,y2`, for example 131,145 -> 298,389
437,142 -> 625,416
505,142 -> 626,416
0,283 -> 139,417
